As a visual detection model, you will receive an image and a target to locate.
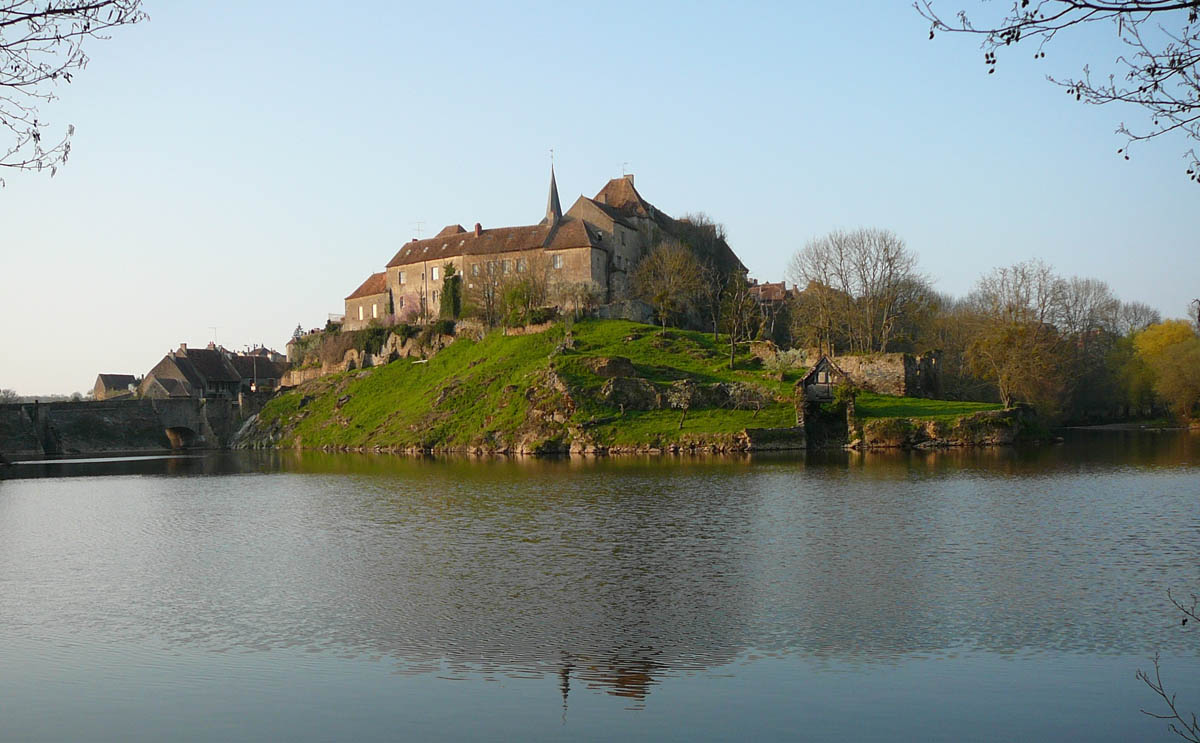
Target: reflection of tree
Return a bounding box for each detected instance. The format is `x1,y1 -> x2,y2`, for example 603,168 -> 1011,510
6,444 -> 1200,713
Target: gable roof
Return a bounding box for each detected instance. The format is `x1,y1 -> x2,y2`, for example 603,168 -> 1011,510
385,217 -> 602,268
229,355 -> 288,380
96,373 -> 137,391
435,224 -> 466,237
800,356 -> 848,387
179,348 -> 241,384
346,272 -> 388,300
594,176 -> 651,217
146,376 -> 190,398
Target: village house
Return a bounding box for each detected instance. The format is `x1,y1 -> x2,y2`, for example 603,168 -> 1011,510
342,169 -> 744,328
93,374 -> 138,401
140,343 -> 289,399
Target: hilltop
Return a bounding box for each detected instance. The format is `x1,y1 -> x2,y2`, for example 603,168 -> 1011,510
237,319 -> 1020,455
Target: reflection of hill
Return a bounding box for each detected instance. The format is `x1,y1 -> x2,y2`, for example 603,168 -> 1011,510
0,431 -> 1197,706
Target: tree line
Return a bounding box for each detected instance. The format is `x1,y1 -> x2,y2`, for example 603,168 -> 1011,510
632,223 -> 1200,424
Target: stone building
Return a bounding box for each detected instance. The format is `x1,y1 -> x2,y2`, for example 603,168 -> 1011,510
140,343 -> 285,399
141,345 -> 243,400
343,169 -> 744,326
93,374 -> 138,401
343,272 -> 390,331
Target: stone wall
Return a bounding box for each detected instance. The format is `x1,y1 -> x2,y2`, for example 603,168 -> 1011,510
0,405 -> 41,458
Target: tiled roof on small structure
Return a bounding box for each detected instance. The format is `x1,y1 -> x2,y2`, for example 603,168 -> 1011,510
345,272 -> 388,300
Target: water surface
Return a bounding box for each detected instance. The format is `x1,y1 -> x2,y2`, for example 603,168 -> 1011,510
1,432 -> 1198,741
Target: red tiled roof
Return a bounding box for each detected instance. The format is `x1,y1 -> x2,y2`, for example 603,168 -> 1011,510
435,224 -> 466,237
345,272 -> 388,300
385,218 -> 601,268
593,177 -> 650,216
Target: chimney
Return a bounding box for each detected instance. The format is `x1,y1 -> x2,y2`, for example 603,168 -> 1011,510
179,343 -> 187,353
474,222 -> 482,236
623,173 -> 634,185
411,238 -> 418,243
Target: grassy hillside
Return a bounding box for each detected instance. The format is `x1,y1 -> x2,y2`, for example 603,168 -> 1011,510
250,319 -> 1003,452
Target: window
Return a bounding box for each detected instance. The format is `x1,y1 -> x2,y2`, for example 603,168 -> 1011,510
432,266 -> 440,281
372,303 -> 378,319
399,271 -> 406,285
398,297 -> 405,308
503,259 -> 512,274
433,290 -> 440,303
358,306 -> 364,321
552,254 -> 563,269
471,263 -> 480,277
517,257 -> 527,273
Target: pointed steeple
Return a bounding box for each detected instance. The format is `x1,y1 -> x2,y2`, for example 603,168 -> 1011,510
545,165 -> 562,225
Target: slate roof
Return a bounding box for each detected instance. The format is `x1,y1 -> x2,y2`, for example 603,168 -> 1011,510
345,271 -> 388,300
96,373 -> 137,391
385,218 -> 602,268
150,377 -> 190,398
179,348 -> 241,384
230,355 -> 288,380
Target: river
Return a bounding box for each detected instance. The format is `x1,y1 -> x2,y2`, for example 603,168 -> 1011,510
1,431 -> 1197,741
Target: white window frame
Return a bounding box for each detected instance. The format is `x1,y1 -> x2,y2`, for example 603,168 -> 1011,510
372,303 -> 378,319
432,266 -> 440,281
399,271 -> 406,285
552,254 -> 563,270
358,306 -> 364,321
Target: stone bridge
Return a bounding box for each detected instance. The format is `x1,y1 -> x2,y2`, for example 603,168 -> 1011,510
0,397 -> 239,458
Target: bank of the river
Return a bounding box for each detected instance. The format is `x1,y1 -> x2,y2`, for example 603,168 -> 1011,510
234,320 -> 1041,455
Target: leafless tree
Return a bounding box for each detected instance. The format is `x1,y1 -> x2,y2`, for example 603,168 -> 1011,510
966,259 -> 1069,409
1138,590 -> 1200,742
721,271 -> 760,369
1055,276 -> 1120,336
698,259 -> 731,343
787,228 -> 926,353
917,1 -> 1200,181
464,259 -> 505,327
632,241 -> 704,333
1118,300 -> 1164,335
1,1 -> 146,182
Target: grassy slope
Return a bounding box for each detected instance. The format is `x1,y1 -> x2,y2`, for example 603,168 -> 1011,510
854,393 -> 1002,422
255,319 -> 1001,450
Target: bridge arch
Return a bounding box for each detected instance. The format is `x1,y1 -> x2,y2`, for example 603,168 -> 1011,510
164,426 -> 198,449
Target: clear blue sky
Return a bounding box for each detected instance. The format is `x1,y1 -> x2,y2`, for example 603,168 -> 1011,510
2,1 -> 1196,395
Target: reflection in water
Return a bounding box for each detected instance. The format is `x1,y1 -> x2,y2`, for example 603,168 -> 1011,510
0,430 -> 1198,713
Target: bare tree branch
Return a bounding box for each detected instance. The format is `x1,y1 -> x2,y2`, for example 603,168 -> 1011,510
0,1 -> 146,183
917,1 -> 1200,181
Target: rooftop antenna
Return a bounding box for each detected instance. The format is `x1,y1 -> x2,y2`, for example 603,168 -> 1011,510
549,147 -> 555,167
621,161 -> 630,176
411,221 -> 426,239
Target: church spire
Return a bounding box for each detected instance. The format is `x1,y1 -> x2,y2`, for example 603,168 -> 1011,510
545,164 -> 562,225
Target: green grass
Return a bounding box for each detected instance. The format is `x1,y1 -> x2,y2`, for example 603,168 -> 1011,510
253,319 -> 1002,451
854,392 -> 1002,422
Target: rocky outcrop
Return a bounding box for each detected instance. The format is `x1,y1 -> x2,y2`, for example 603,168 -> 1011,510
599,377 -> 661,410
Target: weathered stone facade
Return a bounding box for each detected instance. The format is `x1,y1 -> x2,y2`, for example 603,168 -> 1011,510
831,352 -> 941,398
342,170 -> 744,328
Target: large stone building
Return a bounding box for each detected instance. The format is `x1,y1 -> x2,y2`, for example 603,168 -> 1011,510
342,170 -> 744,330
